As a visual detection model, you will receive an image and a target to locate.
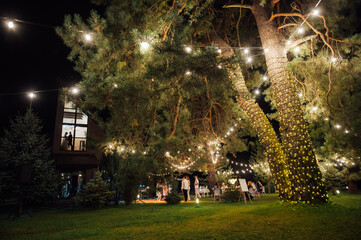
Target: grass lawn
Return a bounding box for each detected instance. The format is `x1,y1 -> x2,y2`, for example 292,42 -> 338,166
1,193 -> 361,240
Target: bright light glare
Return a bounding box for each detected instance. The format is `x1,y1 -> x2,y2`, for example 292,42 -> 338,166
28,92 -> 35,99
254,89 -> 260,95
264,48 -> 269,53
298,28 -> 304,34
217,65 -> 222,69
312,106 -> 318,111
246,57 -> 252,63
286,40 -> 291,45
114,83 -> 118,88
8,21 -> 14,29
140,41 -> 150,50
313,9 -> 320,15
217,48 -> 222,54
263,75 -> 268,81
294,47 -> 300,53
244,48 -> 249,54
185,46 -> 192,53
72,87 -> 79,94
324,117 -> 329,121
331,57 -> 337,63
298,92 -> 303,97
84,33 -> 92,42
185,71 -> 191,76
335,124 -> 342,129
345,130 -> 349,134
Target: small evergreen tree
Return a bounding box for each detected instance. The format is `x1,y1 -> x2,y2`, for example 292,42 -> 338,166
0,109 -> 57,206
75,171 -> 113,209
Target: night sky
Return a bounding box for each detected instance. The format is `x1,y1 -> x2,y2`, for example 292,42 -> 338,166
0,0 -> 102,137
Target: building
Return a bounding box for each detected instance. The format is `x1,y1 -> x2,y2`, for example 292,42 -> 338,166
52,96 -> 103,198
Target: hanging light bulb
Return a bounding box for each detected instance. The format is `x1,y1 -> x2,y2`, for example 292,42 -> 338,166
84,33 -> 92,42
244,48 -> 249,54
335,124 -> 342,129
7,21 -> 14,29
185,46 -> 192,53
140,41 -> 150,50
217,48 -> 222,54
313,9 -> 320,15
71,87 -> 79,95
262,75 -> 268,81
246,57 -> 252,63
185,71 -> 191,76
28,92 -> 35,99
298,28 -> 304,34
254,89 -> 260,95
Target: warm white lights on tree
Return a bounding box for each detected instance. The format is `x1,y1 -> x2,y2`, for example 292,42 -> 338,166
312,106 -> 318,111
298,28 -> 304,34
294,46 -> 300,53
335,124 -> 342,129
140,41 -> 150,50
244,48 -> 249,54
313,9 -> 320,15
185,71 -> 191,76
298,92 -> 303,97
84,33 -> 92,42
185,46 -> 192,53
254,89 -> 260,95
331,57 -> 337,63
262,75 -> 268,81
217,48 -> 222,54
246,57 -> 252,63
71,87 -> 79,94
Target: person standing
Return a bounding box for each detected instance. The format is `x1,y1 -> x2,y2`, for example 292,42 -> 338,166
61,132 -> 68,150
67,132 -> 73,150
187,176 -> 191,201
194,176 -> 201,199
162,179 -> 168,200
181,176 -> 189,202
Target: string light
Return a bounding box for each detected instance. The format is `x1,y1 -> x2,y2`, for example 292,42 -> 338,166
331,57 -> 337,63
114,83 -> 118,88
140,41 -> 150,50
311,106 -> 318,112
185,46 -> 192,53
298,92 -> 303,97
185,71 -> 191,76
335,124 -> 342,129
217,49 -> 222,54
246,57 -> 252,63
312,9 -> 320,15
298,28 -> 304,34
254,89 -> 260,95
262,75 -> 268,81
345,130 -> 349,134
84,33 -> 92,42
294,46 -> 300,53
28,92 -> 35,99
244,48 -> 249,54
71,87 -> 79,94
7,21 -> 14,29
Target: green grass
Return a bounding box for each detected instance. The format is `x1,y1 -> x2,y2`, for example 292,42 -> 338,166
1,193 -> 361,240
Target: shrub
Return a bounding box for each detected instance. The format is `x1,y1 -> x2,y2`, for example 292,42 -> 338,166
164,191 -> 182,205
76,171 -> 114,209
221,189 -> 240,202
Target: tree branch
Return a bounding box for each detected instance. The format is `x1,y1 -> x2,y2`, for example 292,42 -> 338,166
169,95 -> 182,139
223,4 -> 252,10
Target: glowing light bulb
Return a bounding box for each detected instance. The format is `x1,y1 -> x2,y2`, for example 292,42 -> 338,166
254,89 -> 260,95
246,57 -> 252,63
143,151 -> 147,155
8,21 -> 14,29
298,92 -> 303,97
165,151 -> 170,155
331,57 -> 337,63
286,40 -> 291,45
263,75 -> 268,81
217,48 -> 222,54
120,147 -> 125,151
294,46 -> 300,53
114,83 -> 118,88
140,41 -> 150,50
217,65 -> 222,69
185,46 -> 192,53
298,28 -> 304,34
185,71 -> 191,76
335,124 -> 342,129
28,92 -> 35,99
84,33 -> 92,42
244,48 -> 249,54
132,150 -> 136,153
312,106 -> 318,111
324,117 -> 329,121
313,9 -> 320,15
345,130 -> 349,134
109,144 -> 113,149
72,87 -> 79,94
264,48 -> 269,53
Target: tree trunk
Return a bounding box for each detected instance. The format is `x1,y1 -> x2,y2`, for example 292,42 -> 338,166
251,1 -> 327,202
209,30 -> 291,200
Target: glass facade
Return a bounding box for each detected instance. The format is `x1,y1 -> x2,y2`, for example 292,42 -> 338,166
61,101 -> 88,151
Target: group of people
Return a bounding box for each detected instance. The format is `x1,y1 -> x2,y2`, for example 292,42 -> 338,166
156,180 -> 168,201
181,175 -> 201,202
61,132 -> 73,150
247,180 -> 264,198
